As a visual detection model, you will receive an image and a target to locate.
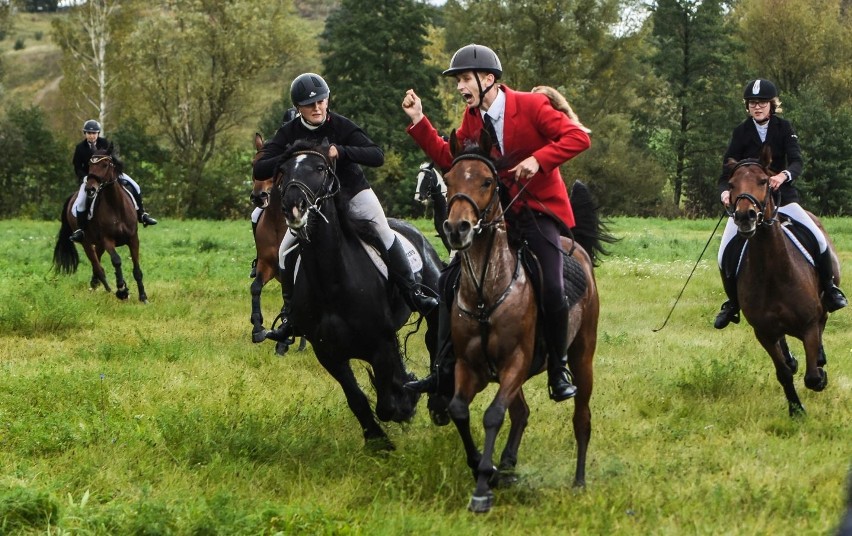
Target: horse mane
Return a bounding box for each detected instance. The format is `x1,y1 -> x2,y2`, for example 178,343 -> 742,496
93,144 -> 125,176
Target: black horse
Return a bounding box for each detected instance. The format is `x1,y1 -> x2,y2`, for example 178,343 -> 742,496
274,139 -> 443,449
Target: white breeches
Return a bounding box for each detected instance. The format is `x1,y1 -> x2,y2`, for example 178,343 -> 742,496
278,188 -> 393,269
251,206 -> 264,224
74,173 -> 140,213
717,202 -> 827,267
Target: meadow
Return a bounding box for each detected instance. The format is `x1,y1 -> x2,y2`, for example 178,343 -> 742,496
0,216 -> 850,535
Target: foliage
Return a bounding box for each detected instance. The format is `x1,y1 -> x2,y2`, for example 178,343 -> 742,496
0,104 -> 69,219
120,0 -> 308,216
321,0 -> 444,217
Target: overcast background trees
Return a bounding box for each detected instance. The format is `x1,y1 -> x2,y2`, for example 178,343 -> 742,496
0,0 -> 850,219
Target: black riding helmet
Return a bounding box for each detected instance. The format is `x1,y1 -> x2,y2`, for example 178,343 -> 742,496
743,79 -> 777,100
443,44 -> 502,111
82,119 -> 102,133
290,73 -> 330,107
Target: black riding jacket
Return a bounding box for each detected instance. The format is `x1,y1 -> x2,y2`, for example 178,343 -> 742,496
718,114 -> 803,205
72,137 -> 110,181
253,111 -> 383,198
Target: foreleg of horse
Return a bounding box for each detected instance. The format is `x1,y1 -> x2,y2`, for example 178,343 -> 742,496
779,336 -> 798,375
467,397 -> 510,513
496,390 -> 529,487
448,388 -> 482,481
320,358 -> 391,450
756,332 -> 804,416
108,249 -> 129,300
802,330 -> 828,392
249,277 -> 268,342
128,239 -> 147,303
83,246 -> 110,292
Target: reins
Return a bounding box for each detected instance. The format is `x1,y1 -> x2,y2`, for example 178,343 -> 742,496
279,149 -> 340,241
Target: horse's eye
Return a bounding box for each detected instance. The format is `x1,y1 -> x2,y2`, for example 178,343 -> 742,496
482,180 -> 492,189
758,177 -> 768,186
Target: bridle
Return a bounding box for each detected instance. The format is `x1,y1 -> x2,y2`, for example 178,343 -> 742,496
727,160 -> 777,227
279,149 -> 339,242
446,153 -> 503,233
88,155 -> 118,192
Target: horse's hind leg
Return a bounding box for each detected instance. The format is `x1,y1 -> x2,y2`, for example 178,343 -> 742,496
250,277 -> 268,342
779,336 -> 798,374
128,239 -> 146,303
802,329 -> 827,392
756,332 -> 804,416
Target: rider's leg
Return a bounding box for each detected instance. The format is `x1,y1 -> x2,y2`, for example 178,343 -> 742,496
714,217 -> 741,329
350,188 -> 438,314
404,256 -> 460,394
265,231 -> 298,342
522,214 -> 576,402
778,203 -> 847,311
121,173 -> 157,226
249,207 -> 263,278
70,181 -> 89,243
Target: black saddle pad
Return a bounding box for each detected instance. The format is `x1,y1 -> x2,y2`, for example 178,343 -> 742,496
519,246 -> 587,311
779,215 -> 819,263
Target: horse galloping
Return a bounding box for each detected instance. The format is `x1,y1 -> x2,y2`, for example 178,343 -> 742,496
274,139 -> 443,449
53,146 -> 147,302
726,149 -> 841,415
441,131 -> 605,512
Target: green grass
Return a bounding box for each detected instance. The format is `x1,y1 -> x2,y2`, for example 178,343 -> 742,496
0,217 -> 850,534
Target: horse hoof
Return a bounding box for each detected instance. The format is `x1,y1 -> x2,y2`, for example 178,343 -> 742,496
788,402 -> 806,417
252,329 -> 268,343
804,368 -> 827,392
429,408 -> 451,427
468,492 -> 494,513
274,341 -> 290,356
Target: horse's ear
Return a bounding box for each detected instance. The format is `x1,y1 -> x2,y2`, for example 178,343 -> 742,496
255,133 -> 264,151
724,158 -> 738,176
449,130 -> 461,158
759,144 -> 772,169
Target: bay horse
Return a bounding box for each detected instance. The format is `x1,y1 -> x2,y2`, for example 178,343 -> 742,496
442,130 -> 606,513
247,133 -> 301,355
53,146 -> 147,303
274,139 -> 443,450
725,148 -> 840,415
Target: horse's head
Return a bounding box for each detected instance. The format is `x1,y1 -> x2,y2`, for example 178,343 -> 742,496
442,129 -> 502,250
250,133 -> 276,209
725,145 -> 775,238
413,162 -> 447,204
277,138 -> 339,238
87,144 -> 122,190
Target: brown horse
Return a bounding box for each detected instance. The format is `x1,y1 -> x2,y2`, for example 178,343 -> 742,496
53,146 -> 147,302
726,149 -> 839,415
442,130 -> 604,513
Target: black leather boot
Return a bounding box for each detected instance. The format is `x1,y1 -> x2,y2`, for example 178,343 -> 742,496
404,298 -> 454,394
387,237 -> 438,314
131,189 -> 157,227
714,270 -> 740,329
817,250 -> 847,312
265,252 -> 297,344
70,210 -> 87,242
543,304 -> 577,402
249,221 -> 258,278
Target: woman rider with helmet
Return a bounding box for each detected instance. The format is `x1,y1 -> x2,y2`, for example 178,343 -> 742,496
70,119 -> 157,242
714,78 -> 846,329
401,44 -> 591,402
256,73 -> 439,344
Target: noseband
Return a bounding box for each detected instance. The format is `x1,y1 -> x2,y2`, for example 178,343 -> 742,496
446,153 -> 502,232
727,161 -> 776,226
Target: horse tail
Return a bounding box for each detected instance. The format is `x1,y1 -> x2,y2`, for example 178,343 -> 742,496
570,180 -> 617,266
53,195 -> 80,274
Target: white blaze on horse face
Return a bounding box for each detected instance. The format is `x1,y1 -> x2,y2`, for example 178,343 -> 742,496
284,154 -> 311,229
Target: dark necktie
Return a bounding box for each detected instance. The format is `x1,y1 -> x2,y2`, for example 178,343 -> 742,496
89,143 -> 96,151
483,114 -> 501,154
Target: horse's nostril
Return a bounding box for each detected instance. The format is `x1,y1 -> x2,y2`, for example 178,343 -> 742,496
459,221 -> 472,234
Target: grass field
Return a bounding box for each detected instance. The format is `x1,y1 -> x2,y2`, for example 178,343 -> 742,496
0,216 -> 850,534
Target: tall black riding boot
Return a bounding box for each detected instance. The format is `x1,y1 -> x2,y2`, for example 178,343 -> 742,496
249,221 -> 259,278
543,304 -> 577,402
714,270 -> 740,329
817,250 -> 847,312
131,189 -> 157,227
404,297 -> 454,394
387,237 -> 439,314
70,209 -> 88,243
265,252 -> 297,344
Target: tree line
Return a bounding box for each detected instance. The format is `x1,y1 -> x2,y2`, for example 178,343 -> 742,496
1,0 -> 850,221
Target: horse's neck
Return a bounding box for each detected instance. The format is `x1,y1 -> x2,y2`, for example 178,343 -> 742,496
461,225 -> 518,292
744,223 -> 797,277
298,205 -> 349,281
98,181 -> 131,211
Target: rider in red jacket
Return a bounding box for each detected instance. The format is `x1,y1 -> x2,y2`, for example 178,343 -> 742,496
402,44 -> 590,401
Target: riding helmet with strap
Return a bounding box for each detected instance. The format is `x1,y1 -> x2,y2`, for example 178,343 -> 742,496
82,119 -> 102,133
290,73 -> 330,106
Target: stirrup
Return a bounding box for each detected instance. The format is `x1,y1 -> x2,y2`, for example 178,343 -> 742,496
713,301 -> 740,329
141,213 -> 158,227
404,372 -> 439,394
408,288 -> 439,314
69,229 -> 85,243
265,311 -> 295,343
824,286 -> 847,313
547,369 -> 577,402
